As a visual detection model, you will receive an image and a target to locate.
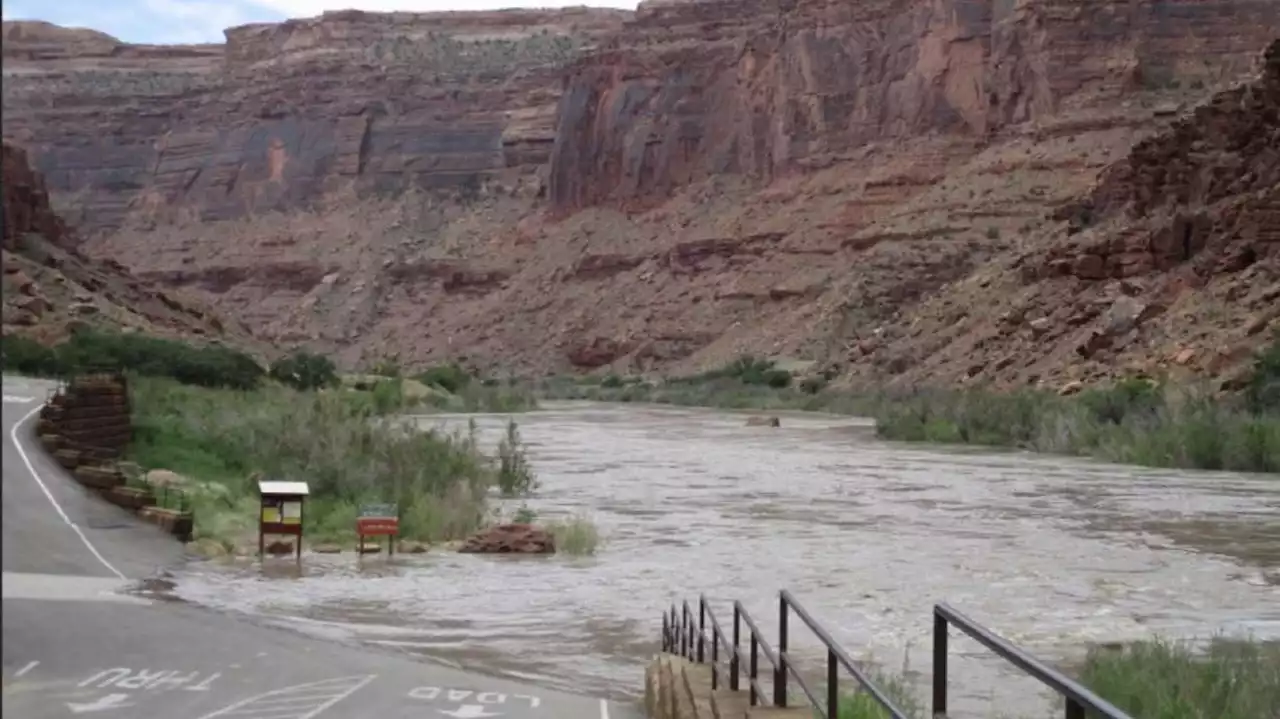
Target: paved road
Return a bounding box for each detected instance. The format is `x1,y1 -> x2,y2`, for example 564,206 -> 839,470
2,376 -> 642,719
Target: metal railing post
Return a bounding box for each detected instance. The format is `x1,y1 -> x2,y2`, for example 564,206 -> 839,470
933,611 -> 948,718
730,604 -> 741,691
711,619 -> 720,689
1066,698 -> 1085,719
749,633 -> 759,706
827,647 -> 839,719
775,592 -> 788,707
698,599 -> 706,663
684,604 -> 693,659
665,606 -> 675,652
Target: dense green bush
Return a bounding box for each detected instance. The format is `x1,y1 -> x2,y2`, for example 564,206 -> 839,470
416,362 -> 473,393
2,330 -> 264,390
269,351 -> 338,391
1,335 -> 64,376
1246,332 -> 1280,413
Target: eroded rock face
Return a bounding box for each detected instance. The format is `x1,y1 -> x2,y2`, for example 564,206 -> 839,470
2,5 -> 1277,388
2,140 -> 70,250
2,10 -> 628,233
549,0 -> 1280,212
458,523 -> 555,554
0,140 -> 256,346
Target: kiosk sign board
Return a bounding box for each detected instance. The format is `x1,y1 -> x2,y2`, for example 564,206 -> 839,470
257,480 -> 309,562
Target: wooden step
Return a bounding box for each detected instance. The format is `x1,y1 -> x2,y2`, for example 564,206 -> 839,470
745,708 -> 813,719
711,688 -> 751,719
680,661 -> 714,719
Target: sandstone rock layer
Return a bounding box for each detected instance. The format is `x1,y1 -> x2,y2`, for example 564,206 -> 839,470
2,4 -> 1278,388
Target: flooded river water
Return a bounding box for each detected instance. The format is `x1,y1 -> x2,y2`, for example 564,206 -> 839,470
170,402 -> 1280,716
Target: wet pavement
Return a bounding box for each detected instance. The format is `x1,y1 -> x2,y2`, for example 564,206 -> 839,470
167,402 -> 1280,716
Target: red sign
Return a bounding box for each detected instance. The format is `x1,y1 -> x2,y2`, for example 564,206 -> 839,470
356,517 -> 399,536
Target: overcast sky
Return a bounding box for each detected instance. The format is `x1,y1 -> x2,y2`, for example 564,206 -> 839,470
1,0 -> 639,44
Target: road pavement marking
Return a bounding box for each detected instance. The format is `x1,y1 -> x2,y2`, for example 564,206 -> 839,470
195,675 -> 376,719
600,699 -> 610,719
14,661 -> 39,678
439,706 -> 502,718
3,394 -> 35,403
66,693 -> 134,714
7,403 -> 127,580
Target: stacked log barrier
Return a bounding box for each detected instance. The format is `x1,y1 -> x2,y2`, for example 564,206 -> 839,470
36,373 -> 194,542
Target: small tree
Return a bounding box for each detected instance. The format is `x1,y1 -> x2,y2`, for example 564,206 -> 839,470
269,351 -> 338,391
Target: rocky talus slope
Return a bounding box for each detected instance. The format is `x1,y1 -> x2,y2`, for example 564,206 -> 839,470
2,3 -> 1278,388
2,141 -> 250,347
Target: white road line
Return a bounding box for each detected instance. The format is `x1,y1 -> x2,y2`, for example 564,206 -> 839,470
14,661 -> 39,678
600,699 -> 611,719
3,395 -> 35,403
7,403 -> 126,580
195,675 -> 377,719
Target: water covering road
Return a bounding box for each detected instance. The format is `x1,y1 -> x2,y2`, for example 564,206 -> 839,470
169,402 -> 1280,715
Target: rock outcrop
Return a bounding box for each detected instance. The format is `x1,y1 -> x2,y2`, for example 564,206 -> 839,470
1,140 -> 254,346
458,523 -> 555,554
2,4 -> 1277,387
843,39 -> 1280,389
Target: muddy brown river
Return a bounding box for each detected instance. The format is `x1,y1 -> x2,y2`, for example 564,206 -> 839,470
170,402 -> 1280,716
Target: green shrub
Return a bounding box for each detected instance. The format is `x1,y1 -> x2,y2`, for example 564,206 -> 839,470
601,373 -> 625,388
268,351 -> 338,391
546,514 -> 601,556
1081,638 -> 1280,719
40,329 -> 265,390
127,377 -> 496,545
799,376 -> 829,395
417,362 -> 473,393
495,419 -> 538,497
1,334 -> 64,376
1247,333 -> 1280,413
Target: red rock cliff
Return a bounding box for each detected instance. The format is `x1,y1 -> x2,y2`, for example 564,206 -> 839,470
2,140 -> 71,250
2,139 -> 253,347
2,10 -> 628,232
549,0 -> 1279,212
1,5 -> 1277,385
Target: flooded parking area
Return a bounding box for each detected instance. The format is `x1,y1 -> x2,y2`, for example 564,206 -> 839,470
170,402 -> 1280,715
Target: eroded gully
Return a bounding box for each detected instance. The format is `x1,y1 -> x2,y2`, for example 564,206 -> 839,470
168,402 -> 1280,716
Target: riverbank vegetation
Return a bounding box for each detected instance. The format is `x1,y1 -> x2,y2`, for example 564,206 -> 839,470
1079,637 -> 1280,719
0,329 -> 576,553
542,336 -> 1280,473
835,636 -> 1279,719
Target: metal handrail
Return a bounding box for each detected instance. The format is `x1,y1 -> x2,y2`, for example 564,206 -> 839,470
932,602 -> 1132,719
780,590 -> 912,719
664,593 -> 909,718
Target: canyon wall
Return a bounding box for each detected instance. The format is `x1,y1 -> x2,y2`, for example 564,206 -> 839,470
2,10 -> 627,231
2,140 -> 251,346
2,2 -> 1277,386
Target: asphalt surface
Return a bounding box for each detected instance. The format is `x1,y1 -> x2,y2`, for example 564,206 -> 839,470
2,375 -> 643,719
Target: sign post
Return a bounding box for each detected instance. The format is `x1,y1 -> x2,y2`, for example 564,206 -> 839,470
356,502 -> 400,556
258,480 -> 309,563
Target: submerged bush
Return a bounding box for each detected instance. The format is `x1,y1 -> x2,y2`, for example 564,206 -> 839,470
126,376 -> 497,546
496,419 -> 538,497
